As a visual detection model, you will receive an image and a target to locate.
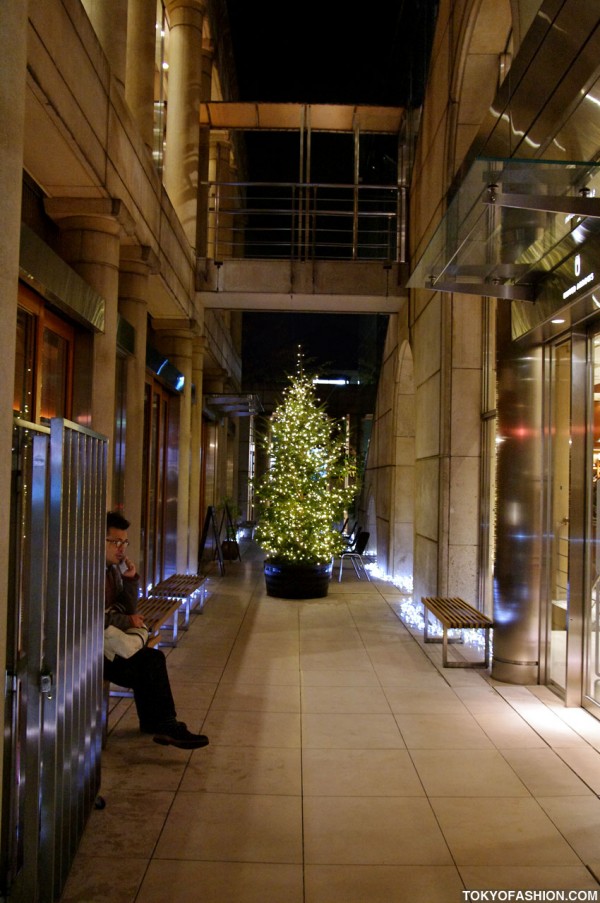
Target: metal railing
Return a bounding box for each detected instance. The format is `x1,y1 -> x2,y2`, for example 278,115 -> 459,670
205,181 -> 404,262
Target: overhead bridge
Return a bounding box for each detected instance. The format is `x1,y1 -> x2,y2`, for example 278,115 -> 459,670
194,104 -> 413,314
196,258 -> 407,313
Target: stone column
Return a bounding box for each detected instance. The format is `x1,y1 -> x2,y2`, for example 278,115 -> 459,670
0,0 -> 28,754
152,319 -> 196,571
189,333 -> 206,570
118,245 -> 159,559
196,41 -> 214,256
196,44 -> 214,257
82,0 -> 128,90
44,197 -> 135,504
163,0 -> 207,248
125,0 -> 156,149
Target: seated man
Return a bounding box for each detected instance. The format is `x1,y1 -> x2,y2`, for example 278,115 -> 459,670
104,511 -> 209,750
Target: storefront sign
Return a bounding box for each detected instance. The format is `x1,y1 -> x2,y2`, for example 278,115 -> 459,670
562,254 -> 595,299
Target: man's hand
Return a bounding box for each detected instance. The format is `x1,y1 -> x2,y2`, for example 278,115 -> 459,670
122,557 -> 137,578
129,614 -> 146,628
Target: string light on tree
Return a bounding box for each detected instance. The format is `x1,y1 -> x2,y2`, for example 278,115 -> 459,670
255,361 -> 356,567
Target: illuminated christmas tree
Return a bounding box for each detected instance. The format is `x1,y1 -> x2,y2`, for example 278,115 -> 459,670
255,365 -> 355,567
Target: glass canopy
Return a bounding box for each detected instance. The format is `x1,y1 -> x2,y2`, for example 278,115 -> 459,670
408,157 -> 600,305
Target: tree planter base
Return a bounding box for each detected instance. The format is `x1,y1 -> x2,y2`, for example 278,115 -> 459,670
264,560 -> 333,599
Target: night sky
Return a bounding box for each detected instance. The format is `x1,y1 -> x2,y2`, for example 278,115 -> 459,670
225,0 -> 436,108
241,311 -> 389,385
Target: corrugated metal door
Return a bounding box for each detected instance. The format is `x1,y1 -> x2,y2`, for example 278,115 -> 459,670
4,418 -> 107,903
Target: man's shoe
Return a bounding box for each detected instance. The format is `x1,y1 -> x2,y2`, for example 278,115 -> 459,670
152,721 -> 209,750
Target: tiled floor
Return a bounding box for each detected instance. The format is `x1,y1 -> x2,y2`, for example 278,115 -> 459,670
60,544 -> 600,902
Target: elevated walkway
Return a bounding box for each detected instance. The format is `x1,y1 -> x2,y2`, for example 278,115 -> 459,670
197,258 -> 407,313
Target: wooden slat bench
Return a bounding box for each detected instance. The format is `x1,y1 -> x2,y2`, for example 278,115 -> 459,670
137,593 -> 187,648
421,596 -> 494,669
148,573 -> 207,629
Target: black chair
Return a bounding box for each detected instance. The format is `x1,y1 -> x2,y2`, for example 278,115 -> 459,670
338,531 -> 370,582
341,520 -> 359,548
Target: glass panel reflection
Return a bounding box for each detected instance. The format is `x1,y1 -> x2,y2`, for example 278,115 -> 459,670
409,157 -> 600,294
586,333 -> 600,705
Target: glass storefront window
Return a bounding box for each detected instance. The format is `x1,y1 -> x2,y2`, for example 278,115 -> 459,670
14,309 -> 36,420
15,285 -> 74,425
40,327 -> 68,423
112,353 -> 127,510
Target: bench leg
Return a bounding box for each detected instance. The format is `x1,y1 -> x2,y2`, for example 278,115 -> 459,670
423,611 -> 462,647
190,584 -> 206,614
423,616 -> 488,669
181,597 -> 191,630
442,627 -> 490,669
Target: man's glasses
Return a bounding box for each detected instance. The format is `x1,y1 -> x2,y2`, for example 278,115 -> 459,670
105,539 -> 130,549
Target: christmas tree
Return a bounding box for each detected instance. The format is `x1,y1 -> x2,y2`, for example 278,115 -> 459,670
255,367 -> 355,565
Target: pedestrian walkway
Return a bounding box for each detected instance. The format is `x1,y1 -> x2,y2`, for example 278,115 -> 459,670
61,543 -> 600,902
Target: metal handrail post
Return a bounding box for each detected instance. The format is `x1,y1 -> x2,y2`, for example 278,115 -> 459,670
353,124 -> 360,260
353,185 -> 359,260
398,185 -> 406,263
214,182 -> 221,261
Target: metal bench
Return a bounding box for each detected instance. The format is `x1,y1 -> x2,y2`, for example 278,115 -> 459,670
421,596 -> 493,668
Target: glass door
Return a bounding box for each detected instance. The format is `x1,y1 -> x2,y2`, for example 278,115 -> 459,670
140,377 -> 178,592
585,332 -> 600,710
548,340 -> 572,692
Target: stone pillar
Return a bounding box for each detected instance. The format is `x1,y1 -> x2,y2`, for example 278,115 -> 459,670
118,245 -> 159,560
163,0 -> 206,248
153,319 -> 196,571
189,333 -> 206,569
196,41 -> 214,256
82,0 -> 128,90
0,0 -> 28,784
44,198 -> 134,504
125,0 -> 156,149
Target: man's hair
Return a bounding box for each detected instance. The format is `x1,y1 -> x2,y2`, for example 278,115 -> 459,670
106,511 -> 130,532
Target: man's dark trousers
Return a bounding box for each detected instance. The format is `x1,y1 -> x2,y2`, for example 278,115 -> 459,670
104,646 -> 177,731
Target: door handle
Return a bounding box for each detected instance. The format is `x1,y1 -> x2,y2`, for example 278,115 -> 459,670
40,669 -> 55,699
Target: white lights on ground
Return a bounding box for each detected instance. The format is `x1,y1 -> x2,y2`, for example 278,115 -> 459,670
372,565 -> 491,656
366,562 -> 414,594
